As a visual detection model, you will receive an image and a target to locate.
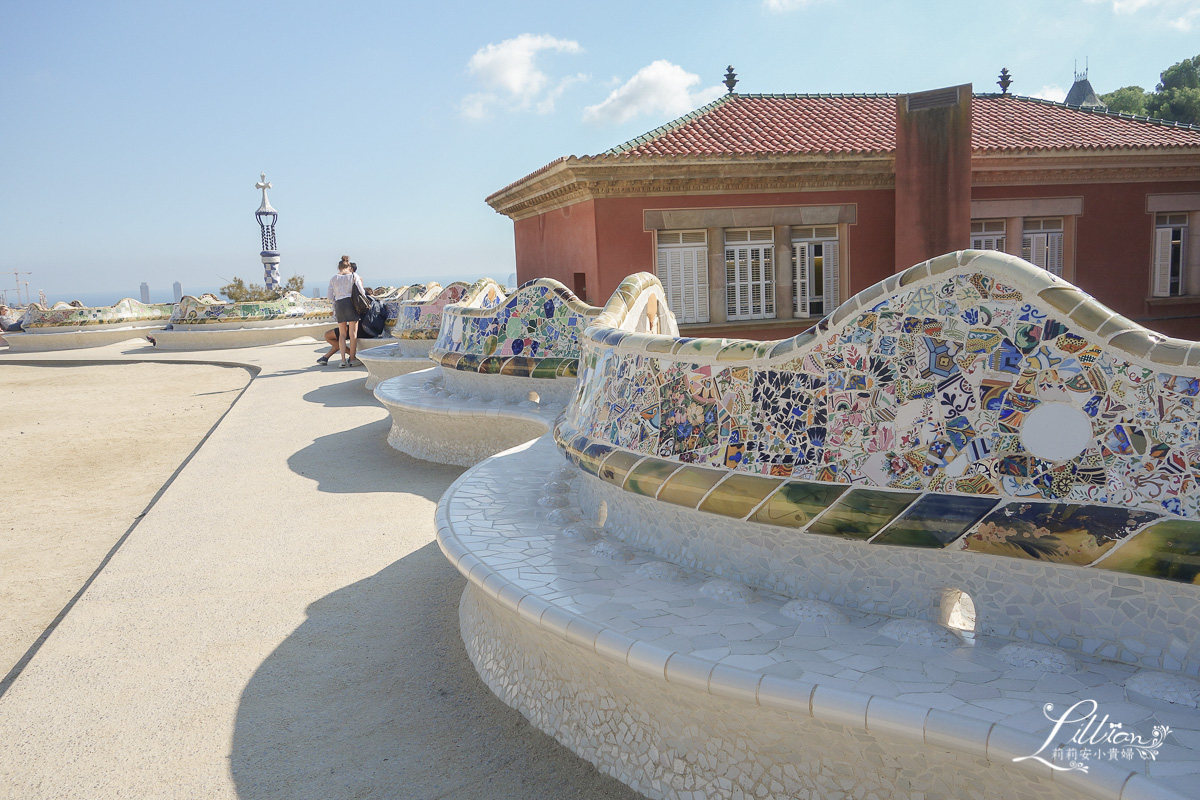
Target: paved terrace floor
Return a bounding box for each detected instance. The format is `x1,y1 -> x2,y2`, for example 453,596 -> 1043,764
0,338 -> 639,800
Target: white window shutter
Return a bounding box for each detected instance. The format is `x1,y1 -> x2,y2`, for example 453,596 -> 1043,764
1182,227 -> 1189,296
795,244 -> 810,316
1046,232 -> 1064,277
824,240 -> 840,311
726,247 -> 738,317
726,242 -> 774,320
679,248 -> 695,322
695,250 -> 709,322
656,247 -> 674,314
764,246 -> 775,316
679,247 -> 709,323
739,249 -> 750,317
1154,227 -> 1174,297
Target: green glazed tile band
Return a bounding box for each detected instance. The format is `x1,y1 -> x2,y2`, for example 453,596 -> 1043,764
554,418 -> 1183,581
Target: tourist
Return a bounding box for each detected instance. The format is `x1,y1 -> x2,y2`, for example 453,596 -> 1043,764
0,305 -> 21,332
325,255 -> 365,368
317,286 -> 387,365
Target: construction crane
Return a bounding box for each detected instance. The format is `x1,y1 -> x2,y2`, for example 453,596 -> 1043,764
9,271 -> 32,305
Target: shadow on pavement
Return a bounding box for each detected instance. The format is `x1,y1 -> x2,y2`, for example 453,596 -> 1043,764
287,418 -> 463,499
301,376 -> 378,408
230,542 -> 640,800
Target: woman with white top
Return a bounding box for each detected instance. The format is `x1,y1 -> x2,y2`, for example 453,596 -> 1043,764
325,255 -> 365,367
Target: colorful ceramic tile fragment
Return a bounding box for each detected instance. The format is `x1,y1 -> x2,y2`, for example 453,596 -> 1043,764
624,458 -> 684,497
961,503 -> 1161,566
1095,519 -> 1200,583
871,494 -> 999,548
749,481 -> 847,529
807,490 -> 919,539
698,474 -> 784,519
577,441 -> 616,477
657,466 -> 730,509
597,450 -> 645,488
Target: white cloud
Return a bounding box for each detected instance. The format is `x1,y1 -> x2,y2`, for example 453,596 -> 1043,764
1169,6 -> 1200,29
1084,0 -> 1200,31
536,73 -> 588,114
583,60 -> 725,125
1031,84 -> 1068,102
460,34 -> 583,118
763,0 -> 824,10
1086,0 -> 1199,28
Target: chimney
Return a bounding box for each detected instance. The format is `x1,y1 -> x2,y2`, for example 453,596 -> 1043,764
893,84 -> 972,273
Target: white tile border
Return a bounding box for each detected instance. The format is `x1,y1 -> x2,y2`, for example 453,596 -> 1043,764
436,435 -> 1195,800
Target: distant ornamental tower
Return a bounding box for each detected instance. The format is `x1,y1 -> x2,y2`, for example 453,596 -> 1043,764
255,172 -> 282,293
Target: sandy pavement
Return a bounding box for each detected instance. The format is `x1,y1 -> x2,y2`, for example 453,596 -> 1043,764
0,342 -> 640,800
0,362 -> 252,684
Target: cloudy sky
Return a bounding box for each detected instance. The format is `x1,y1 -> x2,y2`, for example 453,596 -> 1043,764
2,0 -> 1198,303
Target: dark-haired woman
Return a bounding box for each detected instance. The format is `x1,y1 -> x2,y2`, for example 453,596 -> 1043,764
325,256 -> 365,367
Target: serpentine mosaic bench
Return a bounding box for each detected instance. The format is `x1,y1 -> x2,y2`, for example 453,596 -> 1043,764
360,278 -> 506,390
3,298 -> 174,351
152,292 -> 334,350
440,255 -> 1200,800
375,278 -> 620,466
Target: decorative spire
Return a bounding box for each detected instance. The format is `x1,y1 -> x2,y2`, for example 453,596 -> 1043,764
254,172 -> 281,293
255,172 -> 275,213
724,65 -> 738,94
997,67 -> 1013,96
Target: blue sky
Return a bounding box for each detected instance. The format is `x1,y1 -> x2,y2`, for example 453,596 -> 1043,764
2,0 -> 1198,305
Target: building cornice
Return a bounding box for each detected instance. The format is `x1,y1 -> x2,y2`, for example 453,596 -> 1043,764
489,149 -> 1200,221
487,154 -> 895,220
970,149 -> 1200,186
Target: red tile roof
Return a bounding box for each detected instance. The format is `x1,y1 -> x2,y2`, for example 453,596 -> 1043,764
601,93 -> 1200,157
486,93 -> 1200,205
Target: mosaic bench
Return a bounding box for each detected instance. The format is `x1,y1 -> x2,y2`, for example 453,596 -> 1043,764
372,282 -> 441,332
441,256 -> 1200,800
152,292 -> 335,350
374,278 -> 615,466
360,278 -> 506,390
425,277 -> 608,406
3,299 -> 174,351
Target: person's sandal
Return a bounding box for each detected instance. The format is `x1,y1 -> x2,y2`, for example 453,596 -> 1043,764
316,356 -> 329,366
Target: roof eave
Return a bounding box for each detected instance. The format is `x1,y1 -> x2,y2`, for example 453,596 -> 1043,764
486,152 -> 896,220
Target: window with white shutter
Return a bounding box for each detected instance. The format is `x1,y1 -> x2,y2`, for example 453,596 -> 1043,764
971,220 -> 1006,252
656,230 -> 709,323
1021,218 -> 1064,277
792,226 -> 839,318
725,228 -> 775,321
1153,213 -> 1188,297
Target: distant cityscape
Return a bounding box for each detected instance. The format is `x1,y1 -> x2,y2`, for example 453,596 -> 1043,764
2,273 -> 513,310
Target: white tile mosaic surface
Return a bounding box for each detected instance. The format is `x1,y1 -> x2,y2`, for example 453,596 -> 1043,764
373,369 -> 553,466
357,342 -> 436,390
438,434 -> 1199,799
441,368 -> 578,406
577,474 -> 1200,675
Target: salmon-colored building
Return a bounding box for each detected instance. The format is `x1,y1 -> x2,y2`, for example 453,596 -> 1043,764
487,82 -> 1200,339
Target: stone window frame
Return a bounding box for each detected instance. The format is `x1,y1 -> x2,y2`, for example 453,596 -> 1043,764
644,205 -> 856,325
1147,195 -> 1200,301
970,197 -> 1082,284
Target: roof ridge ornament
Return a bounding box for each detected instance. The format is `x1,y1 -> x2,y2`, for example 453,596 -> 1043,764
997,67 -> 1013,96
724,65 -> 738,94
